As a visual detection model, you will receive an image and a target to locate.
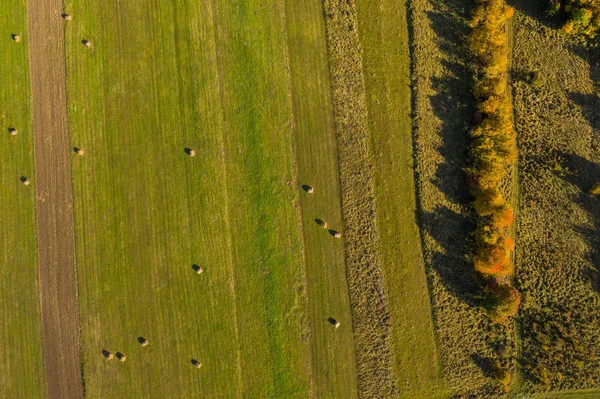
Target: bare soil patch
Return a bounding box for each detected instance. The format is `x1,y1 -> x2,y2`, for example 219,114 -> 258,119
27,1 -> 83,398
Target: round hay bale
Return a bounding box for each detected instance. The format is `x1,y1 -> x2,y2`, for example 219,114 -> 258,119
328,317 -> 340,328
192,264 -> 203,274
116,352 -> 127,362
82,40 -> 91,47
303,185 -> 314,194
12,34 -> 21,43
62,13 -> 72,21
74,147 -> 84,156
138,337 -> 149,346
316,219 -> 328,229
330,230 -> 341,239
185,148 -> 196,157
102,350 -> 114,360
8,128 -> 18,136
192,359 -> 202,368
21,177 -> 30,186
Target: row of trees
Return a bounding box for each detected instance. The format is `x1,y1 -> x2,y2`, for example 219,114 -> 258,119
468,0 -> 521,324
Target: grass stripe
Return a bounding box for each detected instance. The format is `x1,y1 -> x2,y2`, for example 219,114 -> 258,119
282,0 -> 359,397
356,0 -> 448,397
0,1 -> 46,397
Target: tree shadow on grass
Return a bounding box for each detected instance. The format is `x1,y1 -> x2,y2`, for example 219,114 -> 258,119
507,0 -> 565,29
568,92 -> 600,133
426,0 -> 474,206
555,151 -> 600,292
420,206 -> 482,306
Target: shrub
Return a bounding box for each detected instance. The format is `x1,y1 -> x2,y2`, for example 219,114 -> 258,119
491,360 -> 512,391
589,183 -> 600,195
484,281 -> 521,323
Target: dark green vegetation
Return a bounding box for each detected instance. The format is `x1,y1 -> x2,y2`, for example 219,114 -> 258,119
0,1 -> 46,397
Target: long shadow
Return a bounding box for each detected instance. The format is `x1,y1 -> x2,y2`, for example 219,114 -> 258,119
409,0 -> 482,306
420,206 -> 482,306
427,0 -> 473,206
508,0 -> 565,29
555,151 -> 600,292
568,92 -> 600,132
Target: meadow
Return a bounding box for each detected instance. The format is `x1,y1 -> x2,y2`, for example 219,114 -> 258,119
0,1 -> 46,397
4,0 -> 600,397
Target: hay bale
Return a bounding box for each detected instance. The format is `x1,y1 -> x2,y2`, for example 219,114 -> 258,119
21,177 -> 30,186
192,264 -> 203,274
192,359 -> 202,368
116,352 -> 127,362
302,185 -> 314,194
102,350 -> 114,360
185,148 -> 196,157
74,147 -> 84,156
329,230 -> 341,238
8,128 -> 17,136
62,13 -> 72,21
328,317 -> 340,328
82,40 -> 91,47
12,34 -> 21,43
316,219 -> 328,229
138,337 -> 149,346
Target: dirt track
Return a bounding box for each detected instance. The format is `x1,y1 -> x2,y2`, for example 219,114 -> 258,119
27,1 -> 83,398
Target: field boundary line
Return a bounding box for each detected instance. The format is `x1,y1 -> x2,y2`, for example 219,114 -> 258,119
27,1 -> 84,398
279,1 -> 315,396
207,1 -> 244,395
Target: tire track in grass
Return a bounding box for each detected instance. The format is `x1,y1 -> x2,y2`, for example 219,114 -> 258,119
322,1 -> 398,397
26,0 -> 83,397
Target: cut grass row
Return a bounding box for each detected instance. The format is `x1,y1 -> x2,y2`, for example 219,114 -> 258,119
0,1 -> 46,397
282,0 -> 359,396
64,0 -> 357,397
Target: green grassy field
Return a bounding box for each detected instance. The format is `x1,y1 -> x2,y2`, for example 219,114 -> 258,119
16,0 -> 600,398
0,2 -> 46,398
357,0 -> 447,397
63,0 -> 360,397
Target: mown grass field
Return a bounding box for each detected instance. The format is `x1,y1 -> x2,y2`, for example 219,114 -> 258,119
0,1 -> 46,397
63,0 -> 360,397
14,0 -> 600,398
357,0 -> 447,397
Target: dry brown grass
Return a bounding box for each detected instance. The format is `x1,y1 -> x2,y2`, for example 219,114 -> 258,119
322,1 -> 397,397
511,1 -> 600,393
410,0 -> 517,395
